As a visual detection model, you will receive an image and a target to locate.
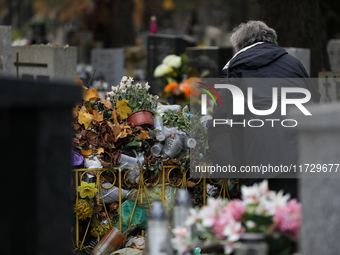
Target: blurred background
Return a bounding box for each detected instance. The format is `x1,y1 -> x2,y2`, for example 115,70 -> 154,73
1,0 -> 339,92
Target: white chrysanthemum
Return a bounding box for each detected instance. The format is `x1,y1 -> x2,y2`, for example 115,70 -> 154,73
162,54 -> 181,68
121,76 -> 128,82
154,63 -> 171,77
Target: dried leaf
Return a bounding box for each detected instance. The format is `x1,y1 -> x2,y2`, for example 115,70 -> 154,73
78,106 -> 93,129
74,76 -> 83,85
83,87 -> 100,101
100,98 -> 113,110
74,123 -> 82,131
72,106 -> 80,118
97,148 -> 104,154
116,99 -> 132,119
138,130 -> 150,139
92,110 -> 104,122
187,180 -> 196,188
81,149 -> 93,156
88,132 -> 97,140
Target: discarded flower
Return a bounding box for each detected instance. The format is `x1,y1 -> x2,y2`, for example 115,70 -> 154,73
76,181 -> 98,198
74,199 -> 94,220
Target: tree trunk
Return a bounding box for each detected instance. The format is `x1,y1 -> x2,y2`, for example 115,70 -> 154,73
258,0 -> 330,77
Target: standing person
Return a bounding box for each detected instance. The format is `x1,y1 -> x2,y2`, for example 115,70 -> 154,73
208,21 -> 320,199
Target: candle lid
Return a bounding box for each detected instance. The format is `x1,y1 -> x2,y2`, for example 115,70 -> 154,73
175,188 -> 192,206
149,200 -> 167,219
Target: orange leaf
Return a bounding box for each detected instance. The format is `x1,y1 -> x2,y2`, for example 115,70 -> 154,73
187,180 -> 196,188
84,88 -> 100,101
88,131 -> 97,140
138,130 -> 150,139
81,149 -> 93,156
100,98 -> 113,110
97,148 -> 104,154
92,110 -> 104,122
74,76 -> 83,85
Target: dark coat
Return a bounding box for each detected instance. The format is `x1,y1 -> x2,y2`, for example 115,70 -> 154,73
208,42 -> 320,180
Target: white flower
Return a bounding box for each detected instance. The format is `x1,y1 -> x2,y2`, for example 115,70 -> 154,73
107,91 -> 115,97
126,83 -> 132,88
128,77 -> 134,83
121,76 -> 128,82
145,82 -> 150,91
162,54 -> 181,68
120,82 -> 126,89
136,83 -> 142,89
121,89 -> 127,93
223,220 -> 243,242
154,63 -> 171,77
111,86 -> 117,92
106,96 -> 111,101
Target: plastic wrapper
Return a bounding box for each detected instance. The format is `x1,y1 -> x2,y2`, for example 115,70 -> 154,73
206,183 -> 218,197
125,236 -> 146,249
84,156 -> 103,169
113,200 -> 147,232
110,248 -> 143,255
73,151 -> 84,166
156,103 -> 181,114
124,184 -> 178,218
163,126 -> 187,139
100,182 -> 129,204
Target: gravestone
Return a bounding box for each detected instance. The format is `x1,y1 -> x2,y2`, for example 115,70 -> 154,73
327,39 -> 340,72
186,47 -> 233,77
0,26 -> 12,76
290,103 -> 340,255
284,47 -> 310,76
147,34 -> 196,94
91,48 -> 124,87
11,45 -> 77,82
318,71 -> 340,104
0,77 -> 82,255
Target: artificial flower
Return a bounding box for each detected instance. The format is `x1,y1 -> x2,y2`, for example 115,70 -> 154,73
74,199 -> 94,220
162,54 -> 182,68
76,181 -> 98,198
154,63 -> 171,77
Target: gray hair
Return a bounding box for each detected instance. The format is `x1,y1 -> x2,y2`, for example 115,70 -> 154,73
230,21 -> 278,51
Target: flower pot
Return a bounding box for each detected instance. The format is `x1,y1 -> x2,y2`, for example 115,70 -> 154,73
90,226 -> 126,255
127,110 -> 154,128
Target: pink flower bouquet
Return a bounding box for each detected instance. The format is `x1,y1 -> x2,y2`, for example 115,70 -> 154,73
172,180 -> 301,255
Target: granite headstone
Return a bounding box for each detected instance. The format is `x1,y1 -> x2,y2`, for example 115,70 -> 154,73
91,48 -> 124,87
290,103 -> 340,255
11,45 -> 77,82
0,26 -> 12,76
186,46 -> 233,77
327,39 -> 340,72
147,34 -> 196,94
0,77 -> 82,255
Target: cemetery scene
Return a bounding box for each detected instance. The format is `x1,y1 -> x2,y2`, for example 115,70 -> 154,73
1,1 -> 340,255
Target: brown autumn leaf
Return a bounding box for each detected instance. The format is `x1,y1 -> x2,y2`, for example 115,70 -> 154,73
88,131 -> 97,140
74,76 -> 83,85
74,123 -> 82,131
81,149 -> 93,156
187,180 -> 196,188
138,130 -> 150,139
92,110 -> 104,122
100,98 -> 113,110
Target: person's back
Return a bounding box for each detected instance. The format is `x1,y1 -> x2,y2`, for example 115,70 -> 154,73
208,21 -> 320,199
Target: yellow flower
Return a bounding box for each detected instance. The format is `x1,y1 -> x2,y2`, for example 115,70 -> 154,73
74,199 -> 94,220
76,181 -> 98,198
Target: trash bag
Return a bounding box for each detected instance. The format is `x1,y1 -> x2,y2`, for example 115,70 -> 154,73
110,248 -> 143,255
99,182 -> 129,204
114,200 -> 147,233
124,184 -> 178,218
